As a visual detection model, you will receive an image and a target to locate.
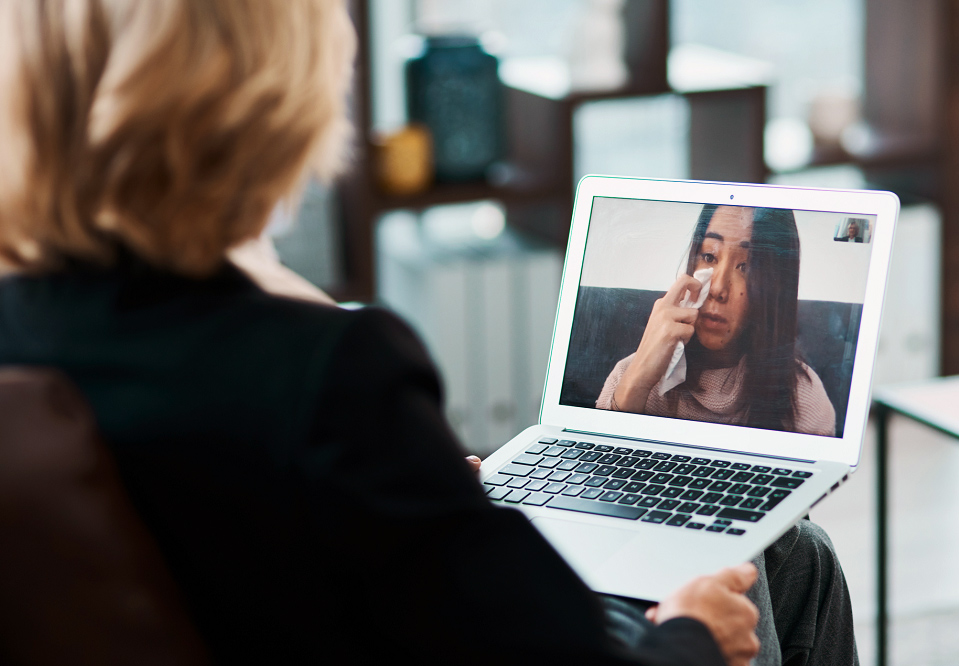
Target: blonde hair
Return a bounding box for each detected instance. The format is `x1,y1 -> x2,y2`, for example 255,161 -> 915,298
0,0 -> 354,276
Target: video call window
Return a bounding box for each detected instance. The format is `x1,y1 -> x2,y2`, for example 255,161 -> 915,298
559,198 -> 877,439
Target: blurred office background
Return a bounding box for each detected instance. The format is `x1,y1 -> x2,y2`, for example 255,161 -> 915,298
268,2 -> 956,663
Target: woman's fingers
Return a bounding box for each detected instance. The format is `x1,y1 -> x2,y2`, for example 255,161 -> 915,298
663,273 -> 704,306
465,455 -> 482,473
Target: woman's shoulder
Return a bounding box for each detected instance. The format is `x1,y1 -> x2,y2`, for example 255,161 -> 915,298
793,361 -> 836,436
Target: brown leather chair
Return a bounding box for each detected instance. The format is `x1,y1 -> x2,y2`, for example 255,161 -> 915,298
0,368 -> 208,665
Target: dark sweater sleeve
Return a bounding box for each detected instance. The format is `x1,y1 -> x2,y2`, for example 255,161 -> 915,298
297,307 -> 726,666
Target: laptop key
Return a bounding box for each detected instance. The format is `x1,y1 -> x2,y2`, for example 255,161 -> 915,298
731,463 -> 751,470
634,459 -> 658,470
567,473 -> 589,485
771,477 -> 805,489
577,463 -> 599,474
666,513 -> 691,527
717,507 -> 765,522
613,447 -> 635,455
527,480 -> 549,492
727,528 -> 746,536
543,446 -> 565,457
641,484 -> 666,495
691,457 -> 712,465
772,468 -> 793,476
691,466 -> 713,477
670,455 -> 692,462
706,523 -> 727,533
637,496 -> 661,508
549,471 -> 572,482
594,445 -> 614,453
594,465 -> 616,476
544,483 -> 567,494
504,490 -> 530,503
669,475 -> 693,487
680,490 -> 704,501
525,444 -> 548,455
686,522 -> 706,530
598,454 -> 622,465
485,474 -> 511,486
584,477 -> 607,488
617,456 -> 641,467
660,487 -> 684,498
561,449 -> 584,460
654,461 -> 678,472
708,481 -> 731,492
600,491 -> 623,502
746,486 -> 771,497
633,450 -> 652,457
751,465 -> 772,473
500,464 -> 533,477
696,504 -> 720,516
701,492 -> 723,504
719,495 -> 744,507
793,470 -> 813,478
561,486 -> 585,497
539,437 -> 559,445
603,479 -> 626,490
612,467 -> 635,479
651,473 -> 674,484
623,482 -> 646,493
507,478 -> 529,489
710,460 -> 731,468
538,458 -> 561,469
581,488 -> 604,500
631,470 -> 655,481
751,474 -> 774,485
530,468 -> 552,480
659,500 -> 680,511
557,460 -> 580,471
688,478 -> 711,490
522,493 -> 551,506
580,452 -> 603,462
488,487 -> 511,501
740,497 -> 763,509
677,501 -> 701,513
710,469 -> 734,480
513,453 -> 543,467
619,494 -> 640,505
575,442 -> 595,449
556,439 -> 576,447
760,489 -> 791,511
652,452 -> 671,460
547,495 -> 646,520
729,483 -> 752,495
641,510 -> 671,524
731,472 -> 754,483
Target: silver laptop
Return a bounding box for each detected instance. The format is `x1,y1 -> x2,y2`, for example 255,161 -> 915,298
480,176 -> 899,602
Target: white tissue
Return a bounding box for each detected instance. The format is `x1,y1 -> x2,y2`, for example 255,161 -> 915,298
658,267 -> 713,396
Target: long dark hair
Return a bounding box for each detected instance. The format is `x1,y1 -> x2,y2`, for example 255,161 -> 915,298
682,204 -> 801,431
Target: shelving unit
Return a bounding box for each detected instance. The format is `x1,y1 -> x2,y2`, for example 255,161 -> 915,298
333,0 -> 767,303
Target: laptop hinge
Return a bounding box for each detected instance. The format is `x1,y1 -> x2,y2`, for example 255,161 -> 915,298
560,427 -> 818,465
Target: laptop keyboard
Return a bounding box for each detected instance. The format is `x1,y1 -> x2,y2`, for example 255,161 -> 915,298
484,437 -> 815,536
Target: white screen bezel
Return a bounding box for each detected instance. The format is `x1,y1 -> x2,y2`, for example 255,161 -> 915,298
540,176 -> 899,468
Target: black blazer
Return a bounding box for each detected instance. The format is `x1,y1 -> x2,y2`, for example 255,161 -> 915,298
0,257 -> 723,665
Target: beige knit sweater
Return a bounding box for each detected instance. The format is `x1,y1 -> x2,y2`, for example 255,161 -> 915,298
596,353 -> 837,436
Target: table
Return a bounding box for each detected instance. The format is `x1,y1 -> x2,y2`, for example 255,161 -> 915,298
871,376 -> 959,666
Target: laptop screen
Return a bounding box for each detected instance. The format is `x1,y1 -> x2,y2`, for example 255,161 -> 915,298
559,197 -> 876,439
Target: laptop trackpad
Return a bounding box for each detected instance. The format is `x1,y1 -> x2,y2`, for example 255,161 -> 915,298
531,516 -> 636,575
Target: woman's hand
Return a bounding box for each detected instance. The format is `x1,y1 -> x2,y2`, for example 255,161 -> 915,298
613,274 -> 703,413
